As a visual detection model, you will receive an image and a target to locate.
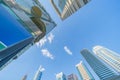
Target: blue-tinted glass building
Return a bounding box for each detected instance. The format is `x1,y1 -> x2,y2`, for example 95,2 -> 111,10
21,74 -> 27,80
51,0 -> 91,20
93,46 -> 120,73
67,73 -> 78,80
0,1 -> 34,70
1,0 -> 56,43
56,72 -> 67,80
0,0 -> 56,70
76,61 -> 95,80
58,0 -> 67,12
33,66 -> 44,80
81,49 -> 120,80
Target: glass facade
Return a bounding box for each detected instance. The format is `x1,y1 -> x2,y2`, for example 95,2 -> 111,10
0,2 -> 32,46
93,46 -> 120,73
0,41 -> 7,51
51,0 -> 91,20
21,74 -> 27,80
81,49 -> 119,80
56,72 -> 67,80
0,38 -> 34,70
58,0 -> 67,12
33,66 -> 44,80
67,74 -> 78,80
34,72 -> 42,80
1,0 -> 56,43
0,2 -> 34,70
76,61 -> 94,80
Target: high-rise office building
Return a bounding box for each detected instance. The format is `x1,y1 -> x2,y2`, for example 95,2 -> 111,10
93,46 -> 120,73
21,74 -> 27,80
56,72 -> 67,80
67,73 -> 78,80
33,66 -> 45,80
81,49 -> 120,80
2,0 -> 56,43
50,0 -> 91,20
58,0 -> 67,12
76,61 -> 94,80
0,2 -> 34,70
0,0 -> 56,70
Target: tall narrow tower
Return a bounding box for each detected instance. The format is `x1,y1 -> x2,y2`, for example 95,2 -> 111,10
0,1 -> 34,70
0,0 -> 56,70
93,46 -> 120,73
21,74 -> 27,80
81,49 -> 119,80
56,72 -> 67,80
50,0 -> 91,20
76,61 -> 94,80
33,66 -> 45,80
67,73 -> 78,80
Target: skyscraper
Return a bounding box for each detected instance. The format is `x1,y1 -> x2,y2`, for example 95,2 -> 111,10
76,61 -> 94,80
33,66 -> 45,80
67,73 -> 78,80
56,72 -> 67,80
21,74 -> 27,80
81,49 -> 120,80
93,46 -> 120,73
0,2 -> 34,70
2,0 -> 56,43
0,0 -> 56,70
58,0 -> 67,12
50,0 -> 91,20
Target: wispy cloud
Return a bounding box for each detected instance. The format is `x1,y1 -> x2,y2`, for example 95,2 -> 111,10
36,36 -> 47,47
41,49 -> 54,60
64,46 -> 72,55
48,33 -> 54,44
36,33 -> 55,47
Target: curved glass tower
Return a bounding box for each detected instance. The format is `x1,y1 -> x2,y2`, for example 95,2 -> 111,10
0,0 -> 56,70
0,2 -> 34,70
93,46 -> 120,73
1,0 -> 56,43
50,0 -> 91,20
81,49 -> 119,80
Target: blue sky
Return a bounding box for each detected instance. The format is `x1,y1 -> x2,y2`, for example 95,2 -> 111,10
0,0 -> 120,80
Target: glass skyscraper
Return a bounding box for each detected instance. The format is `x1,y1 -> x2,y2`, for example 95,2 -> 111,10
58,0 -> 67,12
0,2 -> 34,70
76,61 -> 94,80
67,73 -> 78,80
33,66 -> 45,80
81,49 -> 119,80
21,74 -> 27,80
1,0 -> 56,43
93,46 -> 120,73
50,0 -> 91,20
56,72 -> 67,80
0,0 -> 56,70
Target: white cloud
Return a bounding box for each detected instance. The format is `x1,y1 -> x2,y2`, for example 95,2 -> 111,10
48,33 -> 55,44
41,49 -> 54,60
64,46 -> 72,55
35,33 -> 55,47
36,36 -> 47,47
